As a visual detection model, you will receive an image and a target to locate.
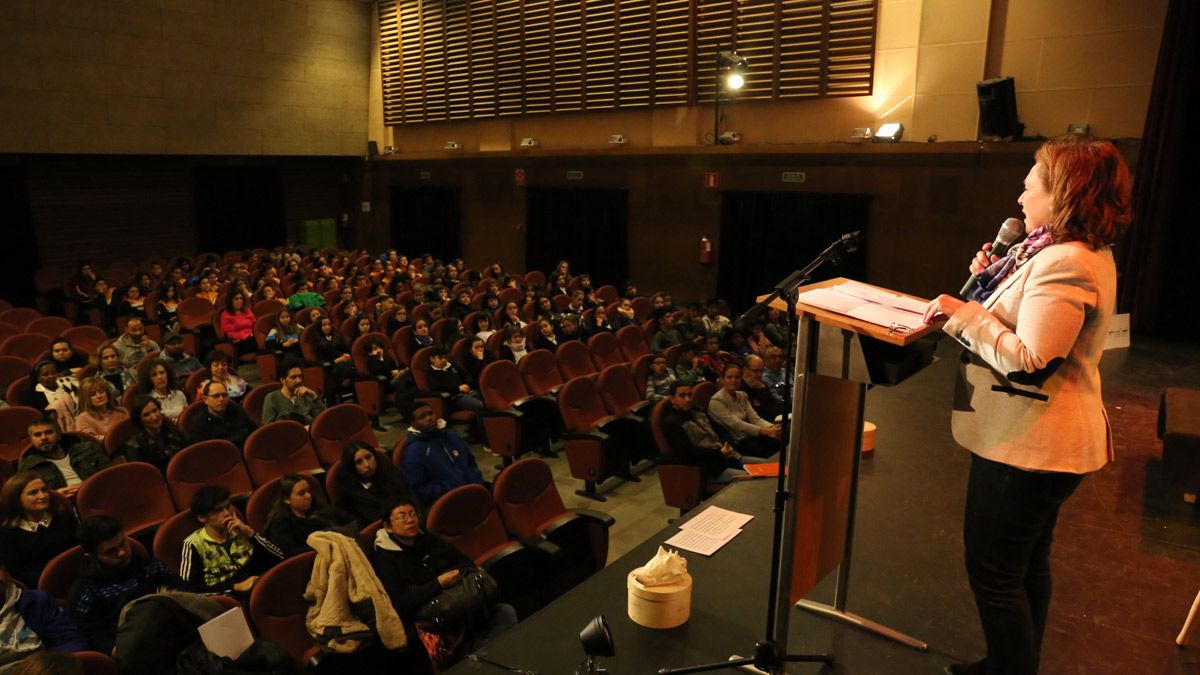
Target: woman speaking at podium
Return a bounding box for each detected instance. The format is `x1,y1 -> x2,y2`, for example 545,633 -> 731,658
922,134 -> 1133,675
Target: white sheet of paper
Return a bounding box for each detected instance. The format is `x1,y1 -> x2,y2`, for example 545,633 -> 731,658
679,505 -> 754,536
664,527 -> 741,556
198,606 -> 255,660
795,282 -> 926,331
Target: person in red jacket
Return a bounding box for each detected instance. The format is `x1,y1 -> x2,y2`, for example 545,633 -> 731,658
219,292 -> 256,356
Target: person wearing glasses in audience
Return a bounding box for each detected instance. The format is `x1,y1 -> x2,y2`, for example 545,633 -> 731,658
184,381 -> 255,448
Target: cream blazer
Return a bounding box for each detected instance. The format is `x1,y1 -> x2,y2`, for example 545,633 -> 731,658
942,241 -> 1115,474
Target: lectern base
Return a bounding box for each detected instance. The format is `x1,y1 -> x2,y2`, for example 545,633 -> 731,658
794,599 -> 929,651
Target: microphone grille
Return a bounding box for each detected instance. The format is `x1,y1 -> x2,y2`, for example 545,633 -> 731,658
998,217 -> 1025,244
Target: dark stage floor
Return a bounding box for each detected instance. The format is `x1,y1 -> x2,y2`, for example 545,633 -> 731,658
778,334 -> 1200,674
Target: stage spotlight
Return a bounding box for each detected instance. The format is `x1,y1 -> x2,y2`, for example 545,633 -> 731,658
716,51 -> 749,92
873,122 -> 903,143
576,615 -> 614,675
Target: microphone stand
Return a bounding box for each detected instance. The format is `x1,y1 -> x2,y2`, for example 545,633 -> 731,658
659,231 -> 861,675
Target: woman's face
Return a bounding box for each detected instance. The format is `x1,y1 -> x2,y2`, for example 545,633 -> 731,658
150,364 -> 169,390
477,316 -> 490,331
722,367 -> 742,391
471,340 -> 485,357
263,286 -> 277,299
286,481 -> 313,514
539,320 -> 554,336
164,285 -> 177,299
395,306 -> 408,321
100,348 -> 119,371
210,360 -> 229,378
321,318 -> 333,334
37,364 -> 59,388
1018,162 -> 1053,234
538,297 -> 552,311
595,306 -> 606,321
505,302 -> 519,317
51,342 -> 71,362
353,449 -> 377,479
358,318 -> 371,334
458,292 -> 471,305
278,311 -> 291,326
127,286 -> 141,299
89,387 -> 109,409
414,320 -> 429,336
140,401 -> 163,428
20,479 -> 50,515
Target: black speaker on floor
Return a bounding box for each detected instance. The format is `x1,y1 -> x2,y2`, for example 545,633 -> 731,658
977,76 -> 1024,141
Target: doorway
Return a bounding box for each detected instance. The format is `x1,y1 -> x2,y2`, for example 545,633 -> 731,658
193,167 -> 286,254
389,186 -> 462,261
525,187 -> 629,287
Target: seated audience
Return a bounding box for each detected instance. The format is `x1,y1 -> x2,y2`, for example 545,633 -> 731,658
707,365 -> 782,458
660,382 -> 767,484
17,417 -> 110,497
196,351 -> 248,403
262,362 -> 326,425
403,405 -> 486,504
610,298 -> 638,329
184,381 -> 255,447
218,293 -> 256,356
583,305 -> 614,338
409,318 -> 434,354
66,516 -> 182,656
498,301 -> 526,330
138,358 -> 187,423
697,335 -> 735,382
673,345 -> 707,385
265,474 -> 355,558
761,346 -> 787,405
558,315 -> 584,343
741,354 -> 784,422
472,313 -> 496,342
447,290 -> 474,320
158,332 -> 203,381
313,315 -> 357,403
371,499 -> 517,667
27,360 -> 79,431
48,338 -> 87,378
426,345 -> 485,417
0,566 -> 88,665
0,472 -> 81,589
462,337 -> 491,390
264,308 -> 302,358
332,441 -> 421,527
286,278 -> 325,310
92,344 -> 134,397
180,486 -> 284,600
701,299 -> 732,337
156,282 -> 181,330
533,318 -> 559,352
650,312 -> 685,354
499,327 -> 529,364
73,378 -> 128,443
122,396 -> 187,473
645,355 -> 676,403
112,319 -> 159,370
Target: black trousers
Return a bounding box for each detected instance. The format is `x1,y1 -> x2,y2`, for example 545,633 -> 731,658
963,453 -> 1085,675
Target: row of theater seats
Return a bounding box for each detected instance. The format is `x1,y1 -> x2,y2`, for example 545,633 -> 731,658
32,457 -> 611,670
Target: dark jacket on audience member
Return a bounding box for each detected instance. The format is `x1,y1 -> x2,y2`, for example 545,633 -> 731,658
4,586 -> 89,654
17,436 -> 111,491
265,510 -> 355,558
402,424 -> 485,503
660,405 -> 737,480
371,529 -> 473,621
184,403 -> 256,447
65,554 -> 181,655
122,423 -> 188,473
427,363 -> 471,397
334,474 -> 421,527
0,511 -> 80,589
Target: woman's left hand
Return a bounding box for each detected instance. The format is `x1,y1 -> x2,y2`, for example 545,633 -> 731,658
923,294 -> 966,324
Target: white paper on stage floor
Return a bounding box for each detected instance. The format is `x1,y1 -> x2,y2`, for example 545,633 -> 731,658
198,606 -> 255,660
679,505 -> 754,536
664,527 -> 741,557
795,281 -> 926,331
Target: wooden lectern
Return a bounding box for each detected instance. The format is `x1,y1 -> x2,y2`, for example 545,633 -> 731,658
768,277 -> 940,654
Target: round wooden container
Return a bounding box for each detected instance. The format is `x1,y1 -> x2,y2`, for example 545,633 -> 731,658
627,571 -> 693,629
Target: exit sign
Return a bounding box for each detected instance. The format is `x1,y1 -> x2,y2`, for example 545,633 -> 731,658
781,172 -> 806,183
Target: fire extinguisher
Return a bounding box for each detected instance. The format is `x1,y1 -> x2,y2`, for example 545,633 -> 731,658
699,236 -> 712,264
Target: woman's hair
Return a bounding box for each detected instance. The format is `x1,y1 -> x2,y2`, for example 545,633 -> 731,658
1034,134 -> 1133,248
269,474 -> 311,522
722,363 -> 741,378
0,471 -> 69,524
274,308 -> 293,330
207,350 -> 232,367
78,376 -> 119,416
128,395 -> 163,431
49,338 -> 72,356
90,343 -> 119,370
333,440 -> 394,489
227,291 -> 251,313
137,358 -> 180,394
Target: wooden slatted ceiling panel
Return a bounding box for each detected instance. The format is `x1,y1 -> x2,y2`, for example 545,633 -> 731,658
445,0 -> 472,119
379,0 -> 877,125
523,0 -> 553,115
379,1 -> 402,126
617,1 -> 653,108
654,0 -> 693,106
825,0 -> 875,96
553,0 -> 584,112
468,0 -> 497,118
694,0 -> 736,104
494,0 -> 523,116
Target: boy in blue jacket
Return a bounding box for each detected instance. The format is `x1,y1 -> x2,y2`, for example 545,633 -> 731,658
402,405 -> 486,504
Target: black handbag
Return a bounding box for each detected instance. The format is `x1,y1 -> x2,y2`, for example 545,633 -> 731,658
414,567 -> 500,635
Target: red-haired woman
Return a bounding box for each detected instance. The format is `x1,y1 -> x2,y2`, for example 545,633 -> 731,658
923,135 -> 1133,675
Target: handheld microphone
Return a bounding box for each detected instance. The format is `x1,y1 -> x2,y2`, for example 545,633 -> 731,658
959,218 -> 1025,297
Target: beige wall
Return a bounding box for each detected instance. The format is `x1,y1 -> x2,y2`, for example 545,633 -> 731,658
0,0 -> 371,156
374,0 -> 1167,153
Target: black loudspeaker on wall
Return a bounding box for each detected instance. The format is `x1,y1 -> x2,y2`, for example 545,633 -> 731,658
367,140 -> 379,157
977,76 -> 1024,141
